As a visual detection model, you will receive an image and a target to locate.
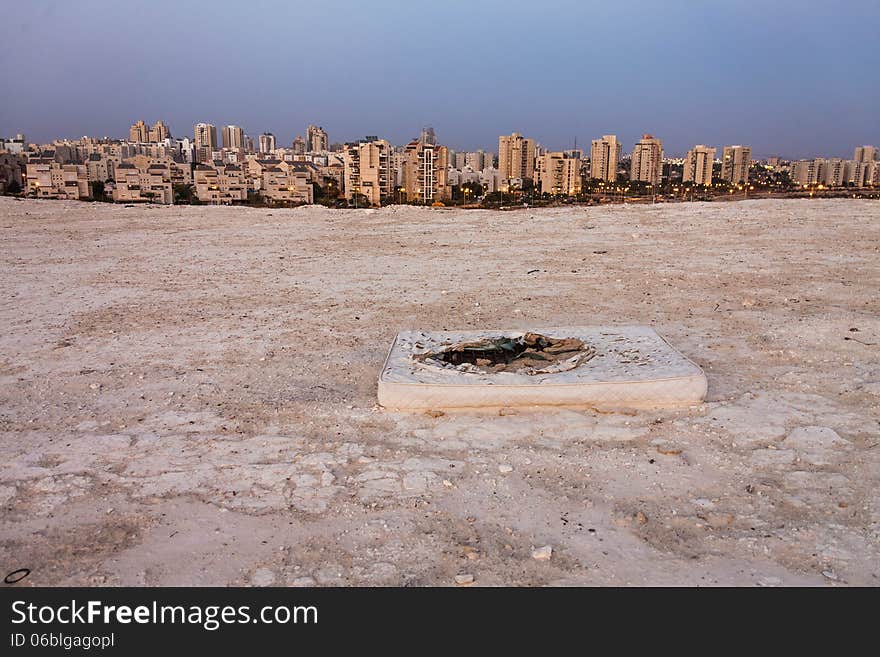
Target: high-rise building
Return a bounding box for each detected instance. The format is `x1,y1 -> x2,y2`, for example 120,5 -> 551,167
259,133 -> 276,154
789,159 -> 825,185
721,145 -> 752,184
824,158 -> 849,187
401,140 -> 451,204
420,127 -> 436,146
222,125 -> 245,150
342,137 -> 394,206
846,160 -> 870,186
292,135 -> 306,155
194,123 -> 217,150
854,145 -> 877,163
465,150 -> 493,171
193,123 -> 218,163
589,135 -> 620,182
306,125 -> 328,152
498,132 -> 536,182
630,134 -> 664,185
682,145 -> 716,186
535,151 -> 582,196
129,120 -> 148,143
148,120 -> 171,142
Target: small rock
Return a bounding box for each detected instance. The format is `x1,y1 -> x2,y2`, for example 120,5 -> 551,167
454,574 -> 474,586
424,409 -> 445,418
757,576 -> 782,587
531,545 -> 553,561
289,576 -> 317,587
704,512 -> 735,528
250,568 -> 276,587
635,511 -> 649,525
782,426 -> 851,466
498,464 -> 513,473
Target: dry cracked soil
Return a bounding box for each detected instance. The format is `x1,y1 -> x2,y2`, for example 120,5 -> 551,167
1,196 -> 878,586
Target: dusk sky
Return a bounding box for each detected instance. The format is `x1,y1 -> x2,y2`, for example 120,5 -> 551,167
2,0 -> 878,158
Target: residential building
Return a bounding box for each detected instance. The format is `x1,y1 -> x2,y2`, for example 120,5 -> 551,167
535,151 -> 582,196
85,153 -> 116,183
194,123 -> 217,150
630,134 -> 664,185
0,134 -> 27,154
261,163 -> 313,204
400,140 -> 451,203
789,159 -> 825,185
420,127 -> 436,146
194,123 -> 217,163
259,133 -> 276,154
148,120 -> 171,142
222,125 -> 245,150
721,145 -> 752,184
480,167 -> 499,193
194,163 -> 247,204
854,145 -> 877,163
589,135 -> 620,182
342,137 -> 394,206
112,161 -> 173,204
824,158 -> 848,187
498,133 -> 536,184
292,135 -> 306,155
682,145 -> 716,186
0,153 -> 25,193
26,162 -> 90,199
307,125 -> 328,152
129,120 -> 148,143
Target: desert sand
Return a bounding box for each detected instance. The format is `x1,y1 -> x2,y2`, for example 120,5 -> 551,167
0,196 -> 878,586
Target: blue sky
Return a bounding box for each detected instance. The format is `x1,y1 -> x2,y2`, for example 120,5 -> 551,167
1,0 -> 877,158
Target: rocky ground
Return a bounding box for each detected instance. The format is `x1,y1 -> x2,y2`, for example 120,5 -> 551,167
0,196 -> 878,586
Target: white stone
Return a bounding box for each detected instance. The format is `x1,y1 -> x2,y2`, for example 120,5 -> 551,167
250,568 -> 276,587
782,426 -> 851,466
531,545 -> 553,561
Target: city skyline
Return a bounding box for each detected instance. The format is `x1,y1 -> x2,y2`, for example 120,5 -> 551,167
2,1 -> 878,158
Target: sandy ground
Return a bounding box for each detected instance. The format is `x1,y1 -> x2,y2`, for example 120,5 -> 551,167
0,196 -> 878,587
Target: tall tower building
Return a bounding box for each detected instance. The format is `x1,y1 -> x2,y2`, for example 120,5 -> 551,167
342,137 -> 394,206
854,145 -> 877,163
824,158 -> 849,186
721,145 -> 752,183
420,127 -> 437,146
129,120 -> 148,143
222,125 -> 245,150
194,123 -> 217,150
630,134 -> 664,185
535,152 -> 582,196
306,125 -> 329,152
589,135 -> 620,182
148,120 -> 171,142
259,133 -> 276,154
401,140 -> 450,203
682,145 -> 716,186
498,132 -> 536,182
